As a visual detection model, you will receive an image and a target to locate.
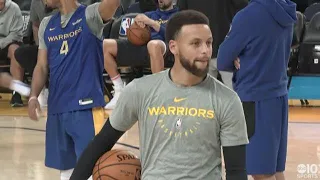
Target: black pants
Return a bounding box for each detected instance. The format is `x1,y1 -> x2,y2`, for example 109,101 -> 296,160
14,45 -> 38,75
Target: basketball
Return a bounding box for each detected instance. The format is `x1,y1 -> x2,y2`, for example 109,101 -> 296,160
92,149 -> 141,180
127,22 -> 151,46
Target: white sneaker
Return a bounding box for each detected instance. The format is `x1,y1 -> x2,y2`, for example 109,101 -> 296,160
104,86 -> 123,110
38,88 -> 48,108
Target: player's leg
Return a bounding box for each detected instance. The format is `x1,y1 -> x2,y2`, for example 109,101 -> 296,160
45,114 -> 77,180
275,95 -> 288,180
244,97 -> 286,180
66,108 -> 106,179
7,43 -> 24,107
104,39 -> 149,109
147,40 -> 167,73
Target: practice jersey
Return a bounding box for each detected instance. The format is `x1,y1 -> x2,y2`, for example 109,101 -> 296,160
110,69 -> 249,180
38,4 -> 106,114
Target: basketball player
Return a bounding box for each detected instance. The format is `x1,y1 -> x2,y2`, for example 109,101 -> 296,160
217,0 -> 296,179
70,10 -> 249,180
104,0 -> 178,109
27,0 -> 120,179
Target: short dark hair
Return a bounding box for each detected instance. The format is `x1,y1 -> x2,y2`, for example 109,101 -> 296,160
165,10 -> 210,43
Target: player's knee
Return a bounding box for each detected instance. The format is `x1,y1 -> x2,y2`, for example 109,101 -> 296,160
8,44 -> 19,60
252,174 -> 275,180
103,39 -> 117,57
147,40 -> 165,55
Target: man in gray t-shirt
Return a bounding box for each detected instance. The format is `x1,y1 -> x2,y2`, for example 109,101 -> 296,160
70,10 -> 249,180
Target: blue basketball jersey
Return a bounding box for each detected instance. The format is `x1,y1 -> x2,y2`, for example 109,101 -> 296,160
44,5 -> 106,114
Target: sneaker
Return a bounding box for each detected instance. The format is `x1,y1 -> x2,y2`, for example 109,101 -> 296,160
104,86 -> 123,110
38,88 -> 48,108
10,91 -> 23,107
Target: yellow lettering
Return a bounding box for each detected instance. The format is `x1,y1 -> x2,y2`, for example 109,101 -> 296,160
177,107 -> 184,116
198,109 -> 206,118
188,108 -> 197,117
207,110 -> 215,119
58,34 -> 63,40
167,106 -> 175,115
148,106 -> 215,119
159,106 -> 167,115
148,107 -> 160,115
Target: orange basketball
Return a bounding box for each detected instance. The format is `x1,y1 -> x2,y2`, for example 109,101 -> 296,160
92,149 -> 141,180
127,22 -> 151,46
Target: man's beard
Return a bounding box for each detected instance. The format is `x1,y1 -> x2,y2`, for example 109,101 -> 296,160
180,54 -> 209,78
159,2 -> 172,10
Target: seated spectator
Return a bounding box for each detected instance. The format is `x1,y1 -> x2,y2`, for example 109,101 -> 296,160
0,0 -> 24,107
104,0 -> 178,109
14,0 -> 56,107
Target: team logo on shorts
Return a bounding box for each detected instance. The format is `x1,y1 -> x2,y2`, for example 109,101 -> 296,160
119,17 -> 135,36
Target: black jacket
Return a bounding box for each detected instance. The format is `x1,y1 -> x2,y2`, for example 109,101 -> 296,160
177,0 -> 248,58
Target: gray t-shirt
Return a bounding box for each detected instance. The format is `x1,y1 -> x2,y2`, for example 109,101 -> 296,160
38,3 -> 105,50
29,0 -> 53,24
110,69 -> 249,180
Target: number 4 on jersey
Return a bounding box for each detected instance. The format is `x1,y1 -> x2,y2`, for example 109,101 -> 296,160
60,40 -> 69,55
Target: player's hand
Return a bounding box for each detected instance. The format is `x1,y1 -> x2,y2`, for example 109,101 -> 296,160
28,97 -> 41,121
134,14 -> 152,27
234,57 -> 240,70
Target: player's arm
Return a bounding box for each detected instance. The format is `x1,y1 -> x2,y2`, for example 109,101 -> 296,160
85,0 -> 120,39
217,12 -> 252,72
29,18 -> 50,98
219,93 -> 249,180
98,0 -> 121,22
223,145 -> 247,180
70,80 -> 141,180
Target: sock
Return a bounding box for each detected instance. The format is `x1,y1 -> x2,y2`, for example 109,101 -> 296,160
111,74 -> 124,88
60,169 -> 92,180
60,169 -> 73,180
9,80 -> 30,97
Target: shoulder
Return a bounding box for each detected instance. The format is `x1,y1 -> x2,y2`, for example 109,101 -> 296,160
208,75 -> 239,102
85,2 -> 100,14
129,70 -> 167,91
9,1 -> 22,13
39,15 -> 54,30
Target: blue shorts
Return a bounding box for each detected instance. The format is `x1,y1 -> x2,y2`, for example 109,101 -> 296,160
242,95 -> 288,175
45,107 -> 106,170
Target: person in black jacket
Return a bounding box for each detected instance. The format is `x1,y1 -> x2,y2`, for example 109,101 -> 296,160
177,0 -> 248,89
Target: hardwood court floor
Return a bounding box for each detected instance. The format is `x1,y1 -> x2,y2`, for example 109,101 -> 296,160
0,94 -> 320,180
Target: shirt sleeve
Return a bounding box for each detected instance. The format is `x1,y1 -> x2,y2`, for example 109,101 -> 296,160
109,80 -> 141,132
217,11 -> 253,72
219,94 -> 249,147
38,16 -> 51,50
29,0 -> 39,23
85,3 -> 107,40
